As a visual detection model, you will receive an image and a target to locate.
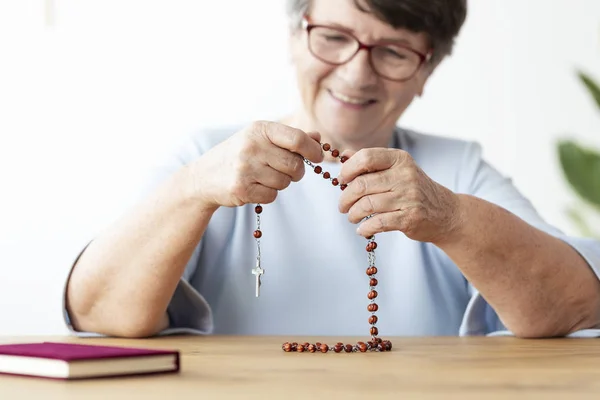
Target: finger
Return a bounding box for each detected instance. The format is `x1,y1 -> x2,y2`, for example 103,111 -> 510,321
260,122 -> 324,163
338,170 -> 391,214
246,184 -> 279,205
264,144 -> 307,182
255,164 -> 293,191
356,210 -> 405,238
347,192 -> 400,224
338,148 -> 397,185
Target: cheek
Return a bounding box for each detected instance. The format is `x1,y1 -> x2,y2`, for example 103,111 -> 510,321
297,58 -> 335,101
384,81 -> 420,113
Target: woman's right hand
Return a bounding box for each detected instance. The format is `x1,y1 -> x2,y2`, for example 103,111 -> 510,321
188,121 -> 324,210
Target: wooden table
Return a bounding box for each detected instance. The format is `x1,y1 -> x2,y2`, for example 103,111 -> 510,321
1,335 -> 600,399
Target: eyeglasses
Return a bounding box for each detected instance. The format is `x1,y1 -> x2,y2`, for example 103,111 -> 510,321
302,18 -> 431,82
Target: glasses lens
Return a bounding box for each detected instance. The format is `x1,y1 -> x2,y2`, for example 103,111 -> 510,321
308,26 -> 358,64
371,45 -> 421,80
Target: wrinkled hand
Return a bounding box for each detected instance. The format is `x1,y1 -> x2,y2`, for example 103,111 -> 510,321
190,121 -> 324,209
338,148 -> 462,242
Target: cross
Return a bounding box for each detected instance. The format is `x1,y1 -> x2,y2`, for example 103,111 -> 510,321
252,265 -> 264,297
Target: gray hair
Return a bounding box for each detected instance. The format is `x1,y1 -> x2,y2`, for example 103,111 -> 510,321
285,0 -> 467,67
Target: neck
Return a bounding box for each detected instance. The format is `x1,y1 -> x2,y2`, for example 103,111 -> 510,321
280,112 -> 396,160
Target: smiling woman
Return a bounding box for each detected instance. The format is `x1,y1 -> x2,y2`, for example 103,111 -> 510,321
61,0 -> 600,342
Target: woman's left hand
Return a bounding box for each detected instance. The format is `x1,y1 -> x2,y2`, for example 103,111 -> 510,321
338,148 -> 463,242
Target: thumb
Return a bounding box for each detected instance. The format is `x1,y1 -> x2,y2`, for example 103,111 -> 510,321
306,130 -> 321,144
340,149 -> 357,160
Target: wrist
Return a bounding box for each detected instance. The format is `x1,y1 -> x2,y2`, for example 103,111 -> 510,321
432,193 -> 469,247
181,161 -> 220,214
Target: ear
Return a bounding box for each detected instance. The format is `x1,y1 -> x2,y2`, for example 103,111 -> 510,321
415,68 -> 432,97
288,27 -> 303,63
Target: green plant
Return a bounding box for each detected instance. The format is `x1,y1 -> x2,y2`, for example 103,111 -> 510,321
557,71 -> 600,239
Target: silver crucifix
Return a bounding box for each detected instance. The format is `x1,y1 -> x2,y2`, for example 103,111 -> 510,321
252,261 -> 264,297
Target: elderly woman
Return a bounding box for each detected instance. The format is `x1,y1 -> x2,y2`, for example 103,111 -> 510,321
64,0 -> 600,340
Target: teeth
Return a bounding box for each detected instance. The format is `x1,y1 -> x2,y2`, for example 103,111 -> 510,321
331,90 -> 372,105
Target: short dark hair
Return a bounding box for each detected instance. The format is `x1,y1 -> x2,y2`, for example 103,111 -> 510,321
285,0 -> 467,67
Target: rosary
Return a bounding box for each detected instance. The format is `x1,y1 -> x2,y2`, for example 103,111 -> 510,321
251,141 -> 392,353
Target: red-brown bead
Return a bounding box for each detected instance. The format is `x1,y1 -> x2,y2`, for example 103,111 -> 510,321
340,184 -> 348,190
255,205 -> 263,214
344,344 -> 353,353
323,172 -> 331,179
322,143 -> 331,151
331,149 -> 340,158
368,290 -> 378,300
253,230 -> 262,238
370,327 -> 379,336
369,315 -> 378,324
308,344 -> 316,353
334,344 -> 343,353
368,303 -> 379,312
340,156 -> 349,163
366,242 -> 378,252
297,344 -> 305,352
370,278 -> 378,287
314,166 -> 322,174
283,342 -> 292,352
332,178 -> 339,186
367,267 -> 378,276
319,344 -> 329,353
358,342 -> 368,352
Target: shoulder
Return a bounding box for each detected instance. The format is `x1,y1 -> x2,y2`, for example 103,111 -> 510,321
396,126 -> 481,157
166,124 -> 243,166
395,126 -> 485,190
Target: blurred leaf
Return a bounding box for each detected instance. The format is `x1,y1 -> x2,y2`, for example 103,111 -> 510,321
566,205 -> 599,239
578,70 -> 600,111
558,140 -> 600,208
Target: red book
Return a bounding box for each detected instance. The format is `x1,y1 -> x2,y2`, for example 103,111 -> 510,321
0,341 -> 180,380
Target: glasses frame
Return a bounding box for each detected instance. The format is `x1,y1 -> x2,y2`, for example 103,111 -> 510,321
302,17 -> 432,82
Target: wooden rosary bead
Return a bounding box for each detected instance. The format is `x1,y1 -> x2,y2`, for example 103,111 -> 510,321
320,344 -> 329,353
303,342 -> 310,347
340,155 -> 348,163
334,344 -> 343,353
297,344 -> 305,352
254,205 -> 263,214
344,344 -> 353,353
283,342 -> 292,352
370,278 -> 378,286
331,149 -> 340,158
308,344 -> 317,353
314,166 -> 322,174
340,183 -> 348,190
369,315 -> 378,324
366,242 -> 378,252
322,143 -> 331,151
323,172 -> 331,179
368,290 -> 378,300
367,303 -> 379,312
253,230 -> 262,238
370,327 -> 379,336
331,178 -> 339,186
358,342 -> 368,352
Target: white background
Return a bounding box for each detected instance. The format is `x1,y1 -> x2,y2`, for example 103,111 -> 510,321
0,0 -> 599,336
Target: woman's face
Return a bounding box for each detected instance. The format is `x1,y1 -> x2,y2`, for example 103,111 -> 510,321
290,0 -> 431,145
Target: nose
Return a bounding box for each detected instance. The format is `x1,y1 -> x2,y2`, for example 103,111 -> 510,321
336,47 -> 378,88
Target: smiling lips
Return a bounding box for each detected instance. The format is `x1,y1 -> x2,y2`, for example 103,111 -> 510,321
328,89 -> 377,108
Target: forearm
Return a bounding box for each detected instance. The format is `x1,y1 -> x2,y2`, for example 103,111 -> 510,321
66,163 -> 217,338
434,194 -> 600,337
